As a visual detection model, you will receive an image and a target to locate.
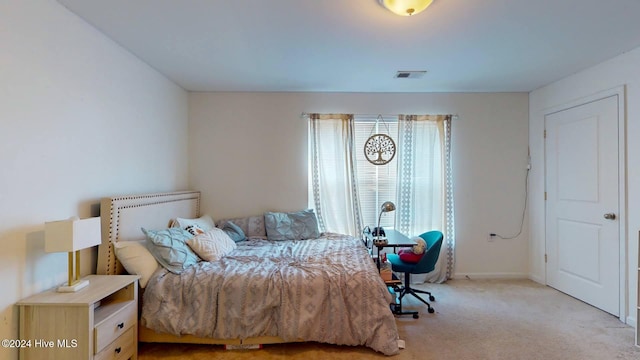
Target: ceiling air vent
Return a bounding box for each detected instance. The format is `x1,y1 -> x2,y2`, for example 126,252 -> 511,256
395,70 -> 427,79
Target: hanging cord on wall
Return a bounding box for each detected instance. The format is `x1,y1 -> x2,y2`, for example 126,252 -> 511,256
492,165 -> 530,240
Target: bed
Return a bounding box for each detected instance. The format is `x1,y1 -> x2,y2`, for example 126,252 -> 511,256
96,191 -> 400,355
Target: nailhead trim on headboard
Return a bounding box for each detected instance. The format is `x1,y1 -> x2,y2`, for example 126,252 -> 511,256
97,191 -> 201,276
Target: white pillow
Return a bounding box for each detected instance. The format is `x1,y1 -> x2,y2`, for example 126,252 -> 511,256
186,228 -> 237,262
172,215 -> 215,232
113,240 -> 159,288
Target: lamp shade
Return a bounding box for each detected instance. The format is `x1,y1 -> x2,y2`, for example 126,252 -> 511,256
45,217 -> 101,253
378,0 -> 434,16
380,201 -> 396,213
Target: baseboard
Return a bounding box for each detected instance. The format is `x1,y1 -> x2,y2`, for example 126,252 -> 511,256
452,272 -> 529,280
528,274 -> 545,285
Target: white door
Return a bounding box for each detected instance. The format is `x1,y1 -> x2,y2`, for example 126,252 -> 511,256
545,95 -> 619,316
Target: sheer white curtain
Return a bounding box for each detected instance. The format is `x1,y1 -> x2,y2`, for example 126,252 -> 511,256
309,114 -> 363,236
396,115 -> 454,283
308,113 -> 455,282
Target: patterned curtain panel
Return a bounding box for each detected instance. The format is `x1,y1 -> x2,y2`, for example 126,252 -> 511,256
396,115 -> 455,283
443,118 -> 455,281
309,114 -> 363,236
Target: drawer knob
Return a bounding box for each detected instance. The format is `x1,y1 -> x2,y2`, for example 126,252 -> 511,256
117,322 -> 124,329
115,347 -> 121,354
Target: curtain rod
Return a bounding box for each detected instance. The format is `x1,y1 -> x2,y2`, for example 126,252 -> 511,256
300,112 -> 459,120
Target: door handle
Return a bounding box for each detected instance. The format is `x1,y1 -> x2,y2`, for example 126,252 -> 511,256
603,213 -> 616,220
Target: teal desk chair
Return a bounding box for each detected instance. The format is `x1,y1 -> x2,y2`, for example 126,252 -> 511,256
386,230 -> 443,318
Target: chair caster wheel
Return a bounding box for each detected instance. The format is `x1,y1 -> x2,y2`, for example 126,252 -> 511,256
428,307 -> 435,314
429,295 -> 435,301
412,314 -> 419,319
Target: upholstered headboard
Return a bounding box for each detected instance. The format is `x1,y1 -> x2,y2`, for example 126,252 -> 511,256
96,191 -> 201,275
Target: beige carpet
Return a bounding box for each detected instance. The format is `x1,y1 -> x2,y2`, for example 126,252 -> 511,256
138,279 -> 639,360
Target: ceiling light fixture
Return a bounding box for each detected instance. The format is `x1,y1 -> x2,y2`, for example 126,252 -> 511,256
378,0 -> 434,16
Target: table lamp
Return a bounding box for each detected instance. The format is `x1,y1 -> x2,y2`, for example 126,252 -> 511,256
45,217 -> 101,292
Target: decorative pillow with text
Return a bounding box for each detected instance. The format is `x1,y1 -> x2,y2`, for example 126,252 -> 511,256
171,215 -> 215,232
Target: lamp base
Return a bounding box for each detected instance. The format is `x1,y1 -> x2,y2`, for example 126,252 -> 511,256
57,279 -> 89,293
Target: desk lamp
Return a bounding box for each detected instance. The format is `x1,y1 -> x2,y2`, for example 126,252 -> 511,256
45,217 -> 101,292
374,201 -> 396,245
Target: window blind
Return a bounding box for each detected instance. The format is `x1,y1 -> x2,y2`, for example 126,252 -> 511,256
354,116 -> 398,230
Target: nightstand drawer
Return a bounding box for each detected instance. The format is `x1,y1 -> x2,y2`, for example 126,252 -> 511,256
94,301 -> 136,353
94,327 -> 135,360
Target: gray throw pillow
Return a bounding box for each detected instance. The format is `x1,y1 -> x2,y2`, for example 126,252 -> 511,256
221,221 -> 247,243
142,227 -> 200,274
264,209 -> 320,241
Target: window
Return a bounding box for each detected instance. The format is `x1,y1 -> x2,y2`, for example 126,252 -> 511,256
354,116 -> 399,229
308,113 -> 454,283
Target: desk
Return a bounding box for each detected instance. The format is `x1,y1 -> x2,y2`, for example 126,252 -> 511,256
369,229 -> 415,249
366,229 -> 416,269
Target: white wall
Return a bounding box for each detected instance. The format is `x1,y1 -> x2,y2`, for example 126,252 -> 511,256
0,1 -> 189,357
529,46 -> 640,326
189,92 -> 530,278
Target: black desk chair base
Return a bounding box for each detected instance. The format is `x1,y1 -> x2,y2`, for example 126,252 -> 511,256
388,273 -> 436,319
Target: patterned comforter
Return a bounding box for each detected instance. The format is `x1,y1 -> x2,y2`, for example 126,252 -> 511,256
141,233 -> 400,355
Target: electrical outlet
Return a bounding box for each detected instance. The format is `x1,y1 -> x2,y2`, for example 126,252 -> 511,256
487,233 -> 496,242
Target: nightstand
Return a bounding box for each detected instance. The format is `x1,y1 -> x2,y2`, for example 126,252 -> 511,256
17,275 -> 139,360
